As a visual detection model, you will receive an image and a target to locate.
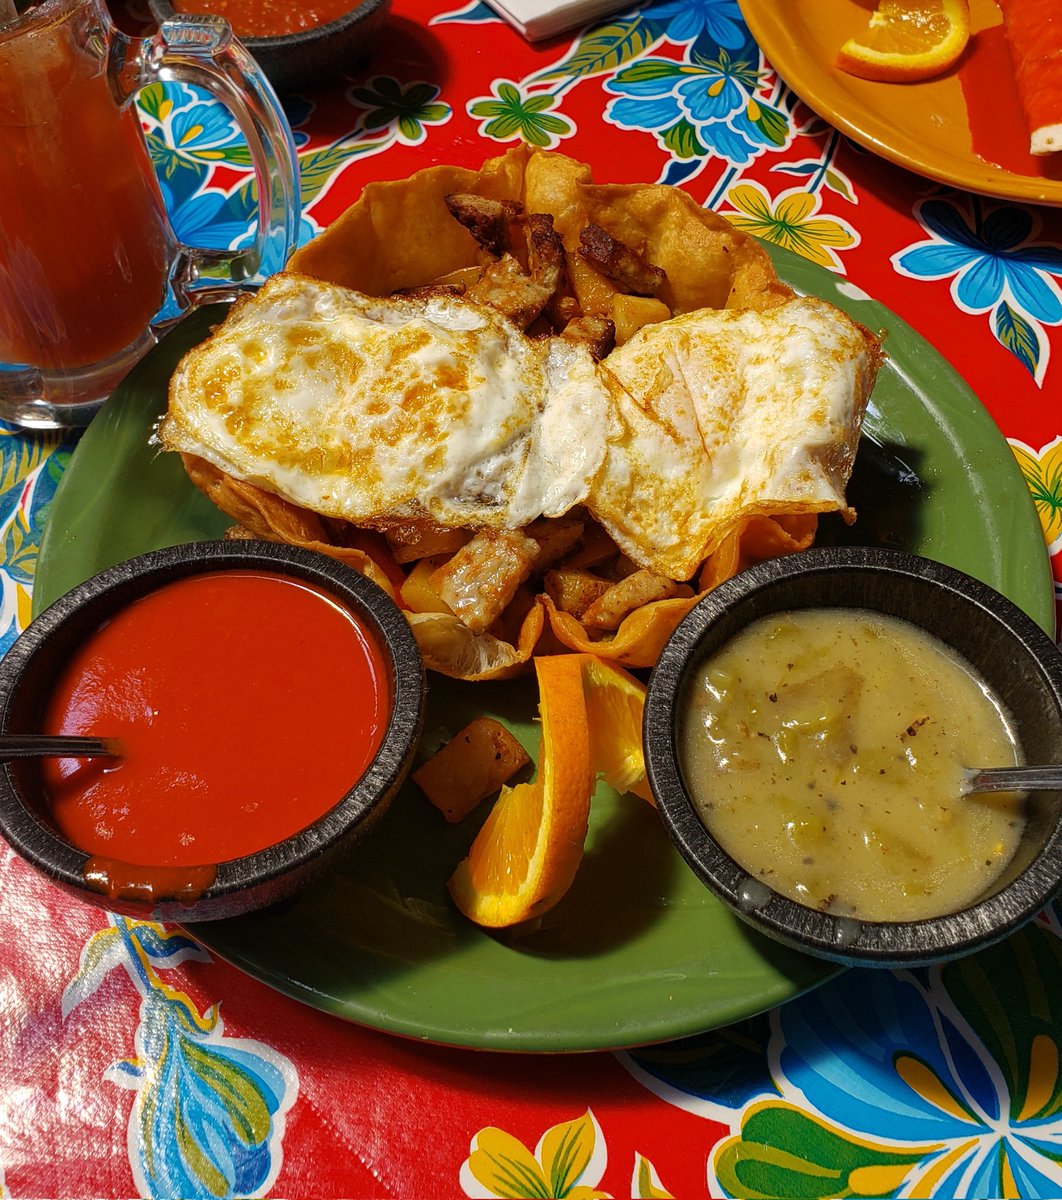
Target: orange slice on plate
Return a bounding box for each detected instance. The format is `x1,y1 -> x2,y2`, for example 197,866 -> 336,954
836,0 -> 971,83
448,654 -> 594,928
581,655 -> 654,804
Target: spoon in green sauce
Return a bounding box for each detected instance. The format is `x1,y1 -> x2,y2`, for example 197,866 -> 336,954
962,765 -> 1062,795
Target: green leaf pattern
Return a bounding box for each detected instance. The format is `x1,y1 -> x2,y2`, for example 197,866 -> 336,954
996,301 -> 1041,379
529,17 -> 660,83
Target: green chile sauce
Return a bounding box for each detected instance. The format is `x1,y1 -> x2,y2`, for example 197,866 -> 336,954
679,609 -> 1025,921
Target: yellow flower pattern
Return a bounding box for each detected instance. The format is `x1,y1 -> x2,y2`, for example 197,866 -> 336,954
1011,437 -> 1062,553
460,1111 -> 678,1199
461,1110 -> 611,1199
632,1152 -> 674,1199
723,182 -> 857,270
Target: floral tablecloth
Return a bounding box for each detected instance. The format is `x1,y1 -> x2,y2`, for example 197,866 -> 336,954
3,0 -> 1062,1196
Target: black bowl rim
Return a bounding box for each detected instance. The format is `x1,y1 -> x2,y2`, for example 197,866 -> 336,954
644,545 -> 1062,967
148,0 -> 389,49
0,539 -> 425,903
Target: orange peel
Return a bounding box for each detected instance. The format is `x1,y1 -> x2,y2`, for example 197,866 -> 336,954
447,651 -> 661,928
580,655 -> 654,804
448,653 -> 594,927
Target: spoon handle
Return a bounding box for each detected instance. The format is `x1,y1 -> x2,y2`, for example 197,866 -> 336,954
0,735 -> 121,760
964,765 -> 1062,794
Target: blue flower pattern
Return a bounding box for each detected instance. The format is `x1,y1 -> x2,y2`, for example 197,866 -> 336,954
64,918 -> 297,1199
140,83 -> 317,268
137,80 -> 403,276
111,994 -> 293,1198
894,198 -> 1062,384
621,917 -> 1062,1198
169,102 -> 244,162
450,0 -> 799,189
647,0 -> 746,48
604,50 -> 782,169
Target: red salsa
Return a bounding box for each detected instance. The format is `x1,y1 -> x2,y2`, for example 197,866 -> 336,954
41,571 -> 390,867
172,0 -> 358,37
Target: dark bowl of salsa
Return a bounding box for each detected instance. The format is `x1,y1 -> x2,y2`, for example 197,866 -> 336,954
148,0 -> 391,93
0,540 -> 424,922
644,545 -> 1062,969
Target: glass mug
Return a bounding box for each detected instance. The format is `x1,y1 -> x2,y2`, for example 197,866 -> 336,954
0,0 -> 299,429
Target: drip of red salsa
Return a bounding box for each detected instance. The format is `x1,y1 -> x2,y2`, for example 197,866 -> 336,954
172,0 -> 357,38
960,23 -> 1062,181
41,570 -> 390,867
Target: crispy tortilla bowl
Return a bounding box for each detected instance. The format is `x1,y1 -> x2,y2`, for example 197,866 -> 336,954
289,143 -> 792,315
173,145 -> 875,683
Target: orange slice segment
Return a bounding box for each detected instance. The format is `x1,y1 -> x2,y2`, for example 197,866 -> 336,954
447,654 -> 593,927
581,655 -> 654,804
836,0 -> 971,82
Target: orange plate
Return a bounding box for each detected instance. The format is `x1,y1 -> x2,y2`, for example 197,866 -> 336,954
739,0 -> 1062,205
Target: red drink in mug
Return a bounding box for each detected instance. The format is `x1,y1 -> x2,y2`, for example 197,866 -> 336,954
0,0 -> 298,428
0,30 -> 171,369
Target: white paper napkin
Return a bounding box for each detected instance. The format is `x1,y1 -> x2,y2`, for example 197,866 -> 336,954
485,0 -> 633,42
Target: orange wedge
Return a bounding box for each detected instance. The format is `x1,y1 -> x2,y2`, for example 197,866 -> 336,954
836,0 -> 970,83
447,654 -> 594,928
581,655 -> 654,804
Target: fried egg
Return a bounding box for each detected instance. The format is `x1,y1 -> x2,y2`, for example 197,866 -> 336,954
158,273 -> 612,530
592,297 -> 879,580
160,278 -> 878,582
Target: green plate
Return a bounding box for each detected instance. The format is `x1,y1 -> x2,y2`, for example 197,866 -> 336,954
34,246 -> 1054,1051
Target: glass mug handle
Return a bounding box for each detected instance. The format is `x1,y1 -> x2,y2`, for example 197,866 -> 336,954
111,14 -> 301,309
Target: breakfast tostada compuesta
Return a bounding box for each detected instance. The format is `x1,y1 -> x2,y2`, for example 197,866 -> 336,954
156,146 -> 883,925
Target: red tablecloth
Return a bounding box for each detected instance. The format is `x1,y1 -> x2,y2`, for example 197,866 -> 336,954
2,0 -> 1062,1196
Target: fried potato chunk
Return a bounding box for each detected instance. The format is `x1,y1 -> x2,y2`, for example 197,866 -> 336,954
414,716 -> 531,823
429,528 -> 540,635
610,293 -> 670,344
399,557 -> 454,614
